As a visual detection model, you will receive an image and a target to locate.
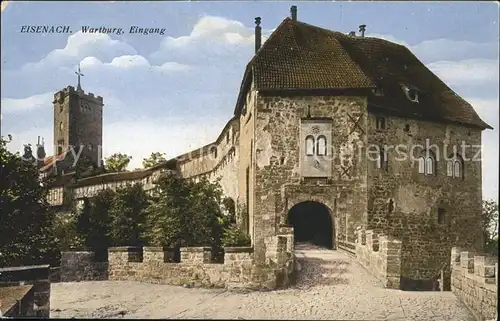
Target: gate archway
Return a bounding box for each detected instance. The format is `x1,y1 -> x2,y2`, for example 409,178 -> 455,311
287,201 -> 335,249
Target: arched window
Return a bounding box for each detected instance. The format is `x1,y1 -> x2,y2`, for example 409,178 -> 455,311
418,150 -> 436,176
418,157 -> 425,174
316,135 -> 327,156
447,154 -> 464,179
305,135 -> 315,156
378,146 -> 388,170
425,156 -> 434,175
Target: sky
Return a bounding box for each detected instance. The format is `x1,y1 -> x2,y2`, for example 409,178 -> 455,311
1,1 -> 498,201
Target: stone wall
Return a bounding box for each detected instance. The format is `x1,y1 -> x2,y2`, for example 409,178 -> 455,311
0,285 -> 34,318
59,251 -> 108,282
366,113 -> 484,285
355,228 -> 402,289
0,265 -> 51,318
252,93 -> 368,263
450,247 -> 498,321
108,234 -> 294,290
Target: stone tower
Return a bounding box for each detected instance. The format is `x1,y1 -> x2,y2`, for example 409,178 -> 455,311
52,85 -> 104,168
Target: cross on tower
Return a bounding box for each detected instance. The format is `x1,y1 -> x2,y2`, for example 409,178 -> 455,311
75,64 -> 84,91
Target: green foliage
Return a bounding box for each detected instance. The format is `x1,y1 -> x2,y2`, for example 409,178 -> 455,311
52,212 -> 85,251
142,172 -> 226,249
482,199 -> 499,257
221,223 -> 251,247
108,183 -> 149,246
86,189 -> 115,256
142,152 -> 167,169
104,153 -> 132,172
0,135 -> 60,267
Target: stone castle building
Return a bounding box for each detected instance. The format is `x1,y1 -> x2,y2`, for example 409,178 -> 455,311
39,7 -> 492,289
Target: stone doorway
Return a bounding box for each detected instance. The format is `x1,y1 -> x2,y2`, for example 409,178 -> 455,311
287,201 -> 334,249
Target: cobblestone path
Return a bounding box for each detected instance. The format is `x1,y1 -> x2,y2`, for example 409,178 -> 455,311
51,243 -> 475,320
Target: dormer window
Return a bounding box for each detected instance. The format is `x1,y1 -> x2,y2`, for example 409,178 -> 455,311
402,85 -> 419,103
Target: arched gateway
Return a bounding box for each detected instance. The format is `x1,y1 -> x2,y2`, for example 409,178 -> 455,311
287,201 -> 335,249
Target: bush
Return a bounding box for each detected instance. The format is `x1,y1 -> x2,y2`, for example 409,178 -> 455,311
221,223 -> 251,247
52,212 -> 85,251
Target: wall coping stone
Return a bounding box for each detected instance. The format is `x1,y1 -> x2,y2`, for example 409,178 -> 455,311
0,265 -> 50,273
143,247 -> 176,252
224,247 -> 254,253
180,247 -> 211,252
0,265 -> 50,282
108,246 -> 142,252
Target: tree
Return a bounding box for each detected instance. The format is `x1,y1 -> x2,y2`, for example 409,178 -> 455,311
108,183 -> 149,246
142,172 -> 226,249
482,200 -> 499,256
0,135 -> 60,267
104,153 -> 132,172
86,189 -> 116,260
142,152 -> 167,169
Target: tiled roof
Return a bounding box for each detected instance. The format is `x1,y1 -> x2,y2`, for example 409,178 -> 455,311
234,18 -> 491,130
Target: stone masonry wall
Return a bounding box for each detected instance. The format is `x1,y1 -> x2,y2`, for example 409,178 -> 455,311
0,265 -> 51,318
252,93 -> 368,263
177,118 -> 240,204
107,233 -> 294,290
366,113 -> 484,286
355,228 -> 402,289
450,247 -> 498,321
59,251 -> 108,282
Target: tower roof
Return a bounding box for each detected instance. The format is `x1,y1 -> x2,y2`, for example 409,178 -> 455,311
234,17 -> 491,130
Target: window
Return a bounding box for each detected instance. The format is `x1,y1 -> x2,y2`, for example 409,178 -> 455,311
211,146 -> 217,159
377,146 -> 388,170
305,135 -> 315,156
59,121 -> 64,131
316,135 -> 327,156
447,154 -> 464,179
425,157 -> 434,175
60,104 -> 63,112
388,199 -> 394,213
418,151 -> 436,176
418,157 -> 425,174
376,116 -> 386,130
226,131 -> 230,144
57,146 -> 63,155
402,84 -> 419,103
437,208 -> 446,225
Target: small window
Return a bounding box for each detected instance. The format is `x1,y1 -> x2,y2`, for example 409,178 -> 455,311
376,116 -> 386,130
447,154 -> 464,179
454,161 -> 461,178
316,135 -> 327,156
425,157 -> 434,175
377,146 -> 388,170
418,157 -> 425,174
226,131 -> 230,144
60,104 -> 63,112
437,208 -> 446,224
447,160 -> 453,177
57,146 -> 63,155
305,135 -> 315,156
59,121 -> 64,131
388,199 -> 394,213
211,146 -> 218,159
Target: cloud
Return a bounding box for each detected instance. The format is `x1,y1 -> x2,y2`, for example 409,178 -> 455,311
1,1 -> 9,12
367,33 -> 498,64
426,59 -> 499,87
20,31 -> 137,72
80,55 -> 191,73
150,15 -> 273,66
1,92 -> 53,114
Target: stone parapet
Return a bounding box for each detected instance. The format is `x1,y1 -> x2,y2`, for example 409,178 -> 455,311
450,247 -> 497,321
60,251 -> 108,282
355,228 -> 402,289
0,265 -> 51,318
107,243 -> 293,290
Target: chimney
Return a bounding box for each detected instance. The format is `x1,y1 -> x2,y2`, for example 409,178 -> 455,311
359,24 -> 366,37
255,17 -> 262,53
290,5 -> 297,21
348,31 -> 356,36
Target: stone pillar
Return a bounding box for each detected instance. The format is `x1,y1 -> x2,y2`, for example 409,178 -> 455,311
460,251 -> 475,273
0,265 -> 51,318
450,247 -> 463,268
